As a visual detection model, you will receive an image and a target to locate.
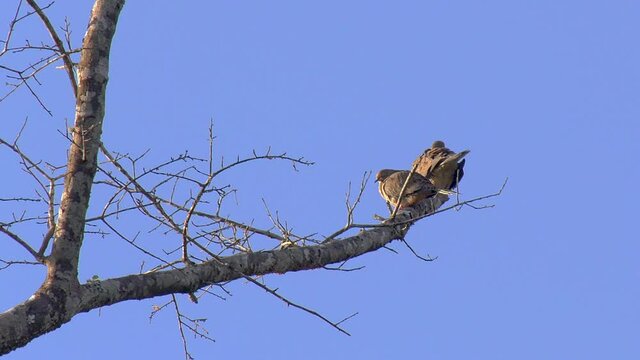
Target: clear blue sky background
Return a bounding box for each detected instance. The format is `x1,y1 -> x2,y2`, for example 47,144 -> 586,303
1,1 -> 639,359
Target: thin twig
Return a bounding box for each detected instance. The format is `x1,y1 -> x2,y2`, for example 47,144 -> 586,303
25,0 -> 78,97
390,161 -> 420,219
399,239 -> 437,262
323,265 -> 365,272
0,225 -> 40,260
323,171 -> 371,242
211,147 -> 313,178
242,274 -> 353,336
170,295 -> 193,360
0,259 -> 41,270
1,0 -> 24,55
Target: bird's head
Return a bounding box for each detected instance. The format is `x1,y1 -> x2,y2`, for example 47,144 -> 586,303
432,140 -> 445,148
375,169 -> 398,182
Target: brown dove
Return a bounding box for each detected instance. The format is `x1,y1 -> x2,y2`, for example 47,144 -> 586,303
375,169 -> 438,210
412,140 -> 470,190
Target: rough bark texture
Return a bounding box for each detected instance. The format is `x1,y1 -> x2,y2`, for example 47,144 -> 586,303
0,0 -> 449,354
0,0 -> 124,354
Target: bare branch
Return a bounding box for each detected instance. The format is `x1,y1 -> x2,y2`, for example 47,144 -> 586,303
0,128 -> 63,258
25,0 -> 78,97
399,239 -> 438,262
181,126 -> 217,263
100,218 -> 175,268
170,295 -> 194,360
0,52 -> 71,115
0,259 -> 41,270
13,117 -> 28,145
0,197 -> 40,202
37,225 -> 55,256
0,137 -> 56,179
99,144 -> 186,236
323,171 -> 371,242
0,225 -> 40,260
1,0 -> 24,55
242,274 -> 354,336
323,262 -> 366,272
212,147 -> 313,178
1,0 -> 55,56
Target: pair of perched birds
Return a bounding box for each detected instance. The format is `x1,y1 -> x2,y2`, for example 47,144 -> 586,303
376,141 -> 470,212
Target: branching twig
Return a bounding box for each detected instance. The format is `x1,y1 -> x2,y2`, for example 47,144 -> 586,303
0,225 -> 40,260
0,130 -> 65,261
399,239 -> 437,262
213,147 -> 313,178
323,262 -> 366,272
0,259 -> 41,270
170,295 -> 193,360
242,274 -> 354,336
25,0 -> 78,97
181,123 -> 217,263
323,171 -> 371,242
1,0 -> 24,55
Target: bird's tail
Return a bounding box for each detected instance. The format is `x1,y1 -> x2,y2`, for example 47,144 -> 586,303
450,149 -> 470,162
434,149 -> 470,167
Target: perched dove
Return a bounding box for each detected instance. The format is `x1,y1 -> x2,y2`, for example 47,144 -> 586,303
412,140 -> 470,190
375,169 -> 438,210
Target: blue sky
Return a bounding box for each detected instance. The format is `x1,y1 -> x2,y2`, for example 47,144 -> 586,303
1,0 -> 639,359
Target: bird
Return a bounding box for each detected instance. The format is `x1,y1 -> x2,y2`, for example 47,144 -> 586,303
411,140 -> 470,191
375,169 -> 438,210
